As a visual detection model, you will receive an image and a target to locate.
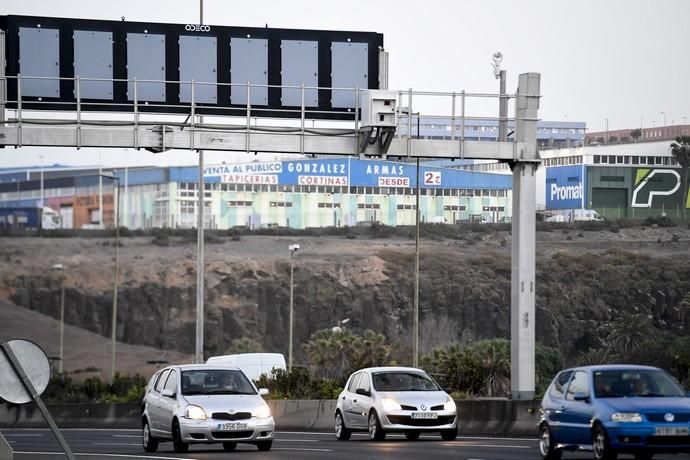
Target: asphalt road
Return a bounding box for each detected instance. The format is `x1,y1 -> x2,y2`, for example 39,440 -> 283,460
2,429 -> 690,460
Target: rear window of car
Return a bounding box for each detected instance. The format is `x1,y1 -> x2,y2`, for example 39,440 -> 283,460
146,371 -> 160,391
347,372 -> 362,392
549,370 -> 572,399
164,370 -> 178,393
154,370 -> 170,393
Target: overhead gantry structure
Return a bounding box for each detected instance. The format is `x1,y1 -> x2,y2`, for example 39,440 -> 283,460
0,18 -> 540,399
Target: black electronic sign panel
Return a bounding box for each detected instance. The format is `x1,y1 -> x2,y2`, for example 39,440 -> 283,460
0,15 -> 384,119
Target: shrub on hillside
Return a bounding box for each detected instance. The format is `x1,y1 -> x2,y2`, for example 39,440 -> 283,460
42,373 -> 147,403
643,215 -> 677,227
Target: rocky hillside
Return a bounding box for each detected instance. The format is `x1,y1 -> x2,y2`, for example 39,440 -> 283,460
1,224 -> 690,377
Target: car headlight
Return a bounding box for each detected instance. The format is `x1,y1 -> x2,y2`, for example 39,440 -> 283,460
611,412 -> 642,423
381,397 -> 401,412
444,397 -> 456,412
184,404 -> 207,420
254,404 -> 272,419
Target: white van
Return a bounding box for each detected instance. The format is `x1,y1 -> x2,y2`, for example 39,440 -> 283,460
545,209 -> 603,223
205,353 -> 286,382
572,209 -> 604,222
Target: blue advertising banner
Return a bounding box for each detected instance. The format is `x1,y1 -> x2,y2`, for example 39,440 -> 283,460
195,158 -> 511,189
546,165 -> 585,209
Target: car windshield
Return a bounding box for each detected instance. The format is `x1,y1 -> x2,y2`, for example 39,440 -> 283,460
593,370 -> 686,398
181,369 -> 256,396
372,372 -> 440,392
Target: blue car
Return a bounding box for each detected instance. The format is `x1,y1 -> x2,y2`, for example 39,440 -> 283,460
540,365 -> 690,460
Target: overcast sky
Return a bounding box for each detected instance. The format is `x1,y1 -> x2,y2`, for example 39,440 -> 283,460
2,0 -> 688,168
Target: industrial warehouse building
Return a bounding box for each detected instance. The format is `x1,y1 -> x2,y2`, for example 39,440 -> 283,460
0,157 -> 512,229
455,138 -> 689,219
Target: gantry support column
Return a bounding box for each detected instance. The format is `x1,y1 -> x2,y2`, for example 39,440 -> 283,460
510,73 -> 540,400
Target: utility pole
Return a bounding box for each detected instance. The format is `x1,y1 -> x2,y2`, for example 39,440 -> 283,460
97,173 -> 121,380
413,157 -> 420,368
288,244 -> 299,371
605,118 -> 609,144
52,264 -> 65,374
39,155 -> 44,209
195,0 -> 205,365
111,174 -> 120,380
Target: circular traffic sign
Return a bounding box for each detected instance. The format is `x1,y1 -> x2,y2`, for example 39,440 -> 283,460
0,339 -> 51,404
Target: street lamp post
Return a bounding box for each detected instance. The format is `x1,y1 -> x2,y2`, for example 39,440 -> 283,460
661,112 -> 666,127
52,264 -> 65,374
413,156 -> 420,368
98,173 -> 120,380
288,244 -> 299,371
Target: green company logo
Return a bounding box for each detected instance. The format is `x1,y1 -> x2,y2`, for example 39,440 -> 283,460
631,169 -> 681,208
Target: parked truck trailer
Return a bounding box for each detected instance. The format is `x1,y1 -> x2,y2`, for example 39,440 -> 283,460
0,207 -> 62,230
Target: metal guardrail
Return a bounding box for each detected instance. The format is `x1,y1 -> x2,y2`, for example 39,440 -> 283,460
0,74 -> 518,156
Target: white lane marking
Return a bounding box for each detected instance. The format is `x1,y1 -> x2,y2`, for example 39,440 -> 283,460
273,447 -> 333,452
1,434 -> 44,437
457,435 -> 537,442
2,428 -> 140,432
275,438 -> 320,442
442,442 -> 530,449
93,442 -> 141,446
14,452 -> 196,460
275,431 -> 539,442
112,434 -> 142,438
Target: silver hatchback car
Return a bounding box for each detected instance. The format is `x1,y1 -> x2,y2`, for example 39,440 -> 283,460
142,364 -> 274,452
335,366 -> 458,441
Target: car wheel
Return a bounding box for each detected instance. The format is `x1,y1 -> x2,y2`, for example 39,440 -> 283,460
256,440 -> 273,451
405,431 -> 420,441
368,411 -> 386,441
171,419 -> 189,453
592,424 -> 617,460
538,424 -> 561,460
223,442 -> 237,451
634,453 -> 653,460
334,411 -> 352,441
142,418 -> 158,453
440,427 -> 458,441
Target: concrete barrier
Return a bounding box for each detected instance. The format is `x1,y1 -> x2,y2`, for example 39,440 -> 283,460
0,402 -> 140,429
0,399 -> 541,437
267,399 -> 337,431
0,433 -> 12,460
456,399 -> 540,436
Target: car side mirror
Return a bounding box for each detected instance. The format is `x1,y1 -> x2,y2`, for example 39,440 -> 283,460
259,388 -> 270,396
355,388 -> 371,397
573,392 -> 590,402
161,389 -> 175,398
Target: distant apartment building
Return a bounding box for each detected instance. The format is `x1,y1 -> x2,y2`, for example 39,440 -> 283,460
586,124 -> 690,145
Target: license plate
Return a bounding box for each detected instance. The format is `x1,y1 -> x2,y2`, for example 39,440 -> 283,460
655,427 -> 689,436
411,412 -> 438,420
216,422 -> 249,431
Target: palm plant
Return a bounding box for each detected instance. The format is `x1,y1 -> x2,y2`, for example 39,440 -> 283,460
670,136 -> 690,220
607,312 -> 654,358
